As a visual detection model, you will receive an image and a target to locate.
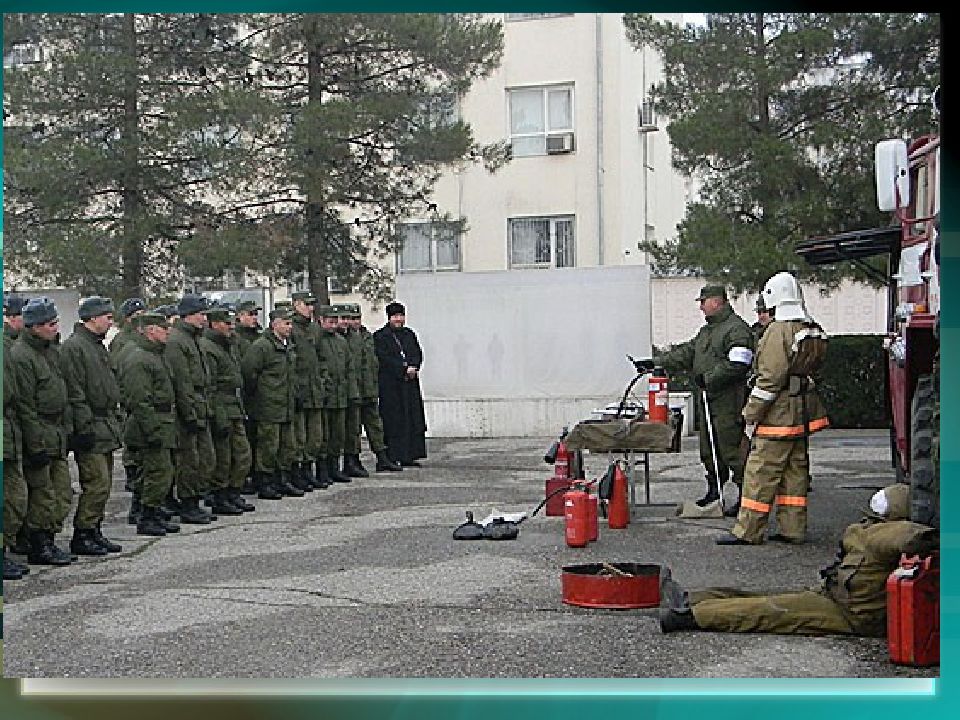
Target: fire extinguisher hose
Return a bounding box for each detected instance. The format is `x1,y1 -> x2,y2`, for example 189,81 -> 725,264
529,478 -> 598,519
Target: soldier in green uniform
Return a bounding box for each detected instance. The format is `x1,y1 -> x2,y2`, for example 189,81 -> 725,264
234,299 -> 262,493
655,285 -> 754,513
60,296 -> 125,555
290,290 -> 328,490
165,294 -> 217,524
9,298 -> 74,566
342,303 -> 401,474
3,295 -> 31,579
200,308 -> 255,514
241,307 -> 300,499
110,297 -> 146,494
119,313 -> 182,537
660,485 -> 938,635
317,305 -> 353,483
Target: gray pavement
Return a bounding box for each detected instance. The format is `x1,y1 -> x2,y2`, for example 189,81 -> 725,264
2,429 -> 938,679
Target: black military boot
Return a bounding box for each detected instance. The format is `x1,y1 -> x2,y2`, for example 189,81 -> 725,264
11,528 -> 31,555
92,523 -> 122,553
179,497 -> 213,524
163,489 -> 182,517
300,460 -> 320,489
137,506 -> 167,537
127,490 -> 142,525
3,552 -> 25,581
241,476 -> 257,495
375,450 -> 402,472
345,454 -> 369,478
659,607 -> 700,633
291,463 -> 313,493
695,474 -> 720,507
229,488 -> 256,512
257,471 -> 283,500
314,460 -> 332,488
211,489 -> 243,516
328,457 -> 351,484
276,469 -> 305,497
27,530 -> 73,566
123,464 -> 140,493
70,527 -> 110,557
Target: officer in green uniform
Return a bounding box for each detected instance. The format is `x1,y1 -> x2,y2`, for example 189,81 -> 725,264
110,297 -> 146,494
656,285 -> 754,512
241,307 -> 300,499
9,298 -> 74,566
660,485 -> 938,635
3,295 -> 30,579
201,307 -> 255,514
317,304 -> 353,483
234,299 -> 262,493
119,313 -> 182,537
290,290 -> 328,490
60,296 -> 125,556
165,294 -> 217,524
342,303 -> 401,474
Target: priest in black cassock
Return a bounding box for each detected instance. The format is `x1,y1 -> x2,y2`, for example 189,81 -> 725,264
373,302 -> 427,467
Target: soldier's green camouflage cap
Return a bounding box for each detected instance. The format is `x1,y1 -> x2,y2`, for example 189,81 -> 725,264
291,290 -> 317,304
696,284 -> 727,301
139,312 -> 169,329
206,308 -> 234,324
317,304 -> 338,318
236,300 -> 261,313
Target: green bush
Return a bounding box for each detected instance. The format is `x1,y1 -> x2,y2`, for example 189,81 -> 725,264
654,334 -> 889,429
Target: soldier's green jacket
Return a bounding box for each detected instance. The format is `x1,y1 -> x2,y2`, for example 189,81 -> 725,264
657,303 -> 754,414
4,332 -> 22,461
109,325 -> 139,371
119,334 -> 177,449
164,320 -> 211,428
317,328 -> 355,409
235,324 -> 261,359
9,330 -> 71,460
291,313 -> 328,409
60,323 -> 123,454
200,329 -> 245,432
350,327 -> 380,401
241,329 -> 296,423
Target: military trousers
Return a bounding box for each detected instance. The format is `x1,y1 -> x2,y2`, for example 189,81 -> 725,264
24,457 -> 72,534
73,450 -> 114,529
213,419 -> 252,490
140,447 -> 175,509
345,400 -> 386,455
254,422 -> 296,473
3,459 -> 28,548
689,587 -> 860,636
322,407 -> 347,458
698,393 -> 745,488
174,422 -> 216,499
732,436 -> 809,543
294,408 -> 324,462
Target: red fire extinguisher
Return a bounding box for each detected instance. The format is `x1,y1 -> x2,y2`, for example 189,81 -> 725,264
607,462 -> 630,529
647,366 -> 669,424
564,485 -> 591,548
554,439 -> 570,479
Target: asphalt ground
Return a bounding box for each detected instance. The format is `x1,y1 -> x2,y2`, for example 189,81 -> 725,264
1,429 -> 939,679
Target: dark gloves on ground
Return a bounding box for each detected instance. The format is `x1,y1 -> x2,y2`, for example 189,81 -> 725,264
24,453 -> 51,470
69,432 -> 97,452
694,373 -> 707,389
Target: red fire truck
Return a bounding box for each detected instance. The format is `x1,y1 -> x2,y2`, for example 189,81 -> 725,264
796,88 -> 940,527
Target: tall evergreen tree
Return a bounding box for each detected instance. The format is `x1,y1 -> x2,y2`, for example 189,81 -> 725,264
623,12 -> 940,293
177,13 -> 506,303
3,13 -> 263,298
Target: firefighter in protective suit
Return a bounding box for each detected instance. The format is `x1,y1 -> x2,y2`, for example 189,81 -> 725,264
716,272 -> 829,545
659,484 -> 938,635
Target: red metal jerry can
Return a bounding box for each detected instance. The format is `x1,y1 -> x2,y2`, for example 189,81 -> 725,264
886,553 -> 939,666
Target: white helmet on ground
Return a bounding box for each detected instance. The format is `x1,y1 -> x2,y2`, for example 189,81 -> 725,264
762,272 -> 806,321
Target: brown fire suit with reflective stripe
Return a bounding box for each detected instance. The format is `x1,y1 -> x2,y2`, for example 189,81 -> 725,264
732,319 -> 829,543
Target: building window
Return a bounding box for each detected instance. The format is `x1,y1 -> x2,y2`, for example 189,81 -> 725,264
505,13 -> 574,22
508,216 -> 576,268
398,221 -> 462,273
508,84 -> 574,157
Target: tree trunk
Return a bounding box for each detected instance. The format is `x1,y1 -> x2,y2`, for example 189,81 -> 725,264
305,17 -> 330,306
120,13 -> 143,300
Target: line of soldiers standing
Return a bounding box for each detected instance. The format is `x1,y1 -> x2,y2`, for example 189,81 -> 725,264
3,289 -> 409,581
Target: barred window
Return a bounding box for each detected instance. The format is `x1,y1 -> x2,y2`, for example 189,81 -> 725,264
508,216 -> 575,268
398,221 -> 462,273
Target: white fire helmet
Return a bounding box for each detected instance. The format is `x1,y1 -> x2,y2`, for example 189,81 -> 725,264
762,272 -> 807,321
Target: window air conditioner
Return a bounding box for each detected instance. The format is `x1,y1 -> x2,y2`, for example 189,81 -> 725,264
546,132 -> 575,154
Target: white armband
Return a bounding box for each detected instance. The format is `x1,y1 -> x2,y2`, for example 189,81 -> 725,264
750,386 -> 777,402
728,346 -> 753,365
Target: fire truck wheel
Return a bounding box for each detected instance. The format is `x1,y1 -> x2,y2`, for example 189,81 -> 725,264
909,374 -> 939,529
